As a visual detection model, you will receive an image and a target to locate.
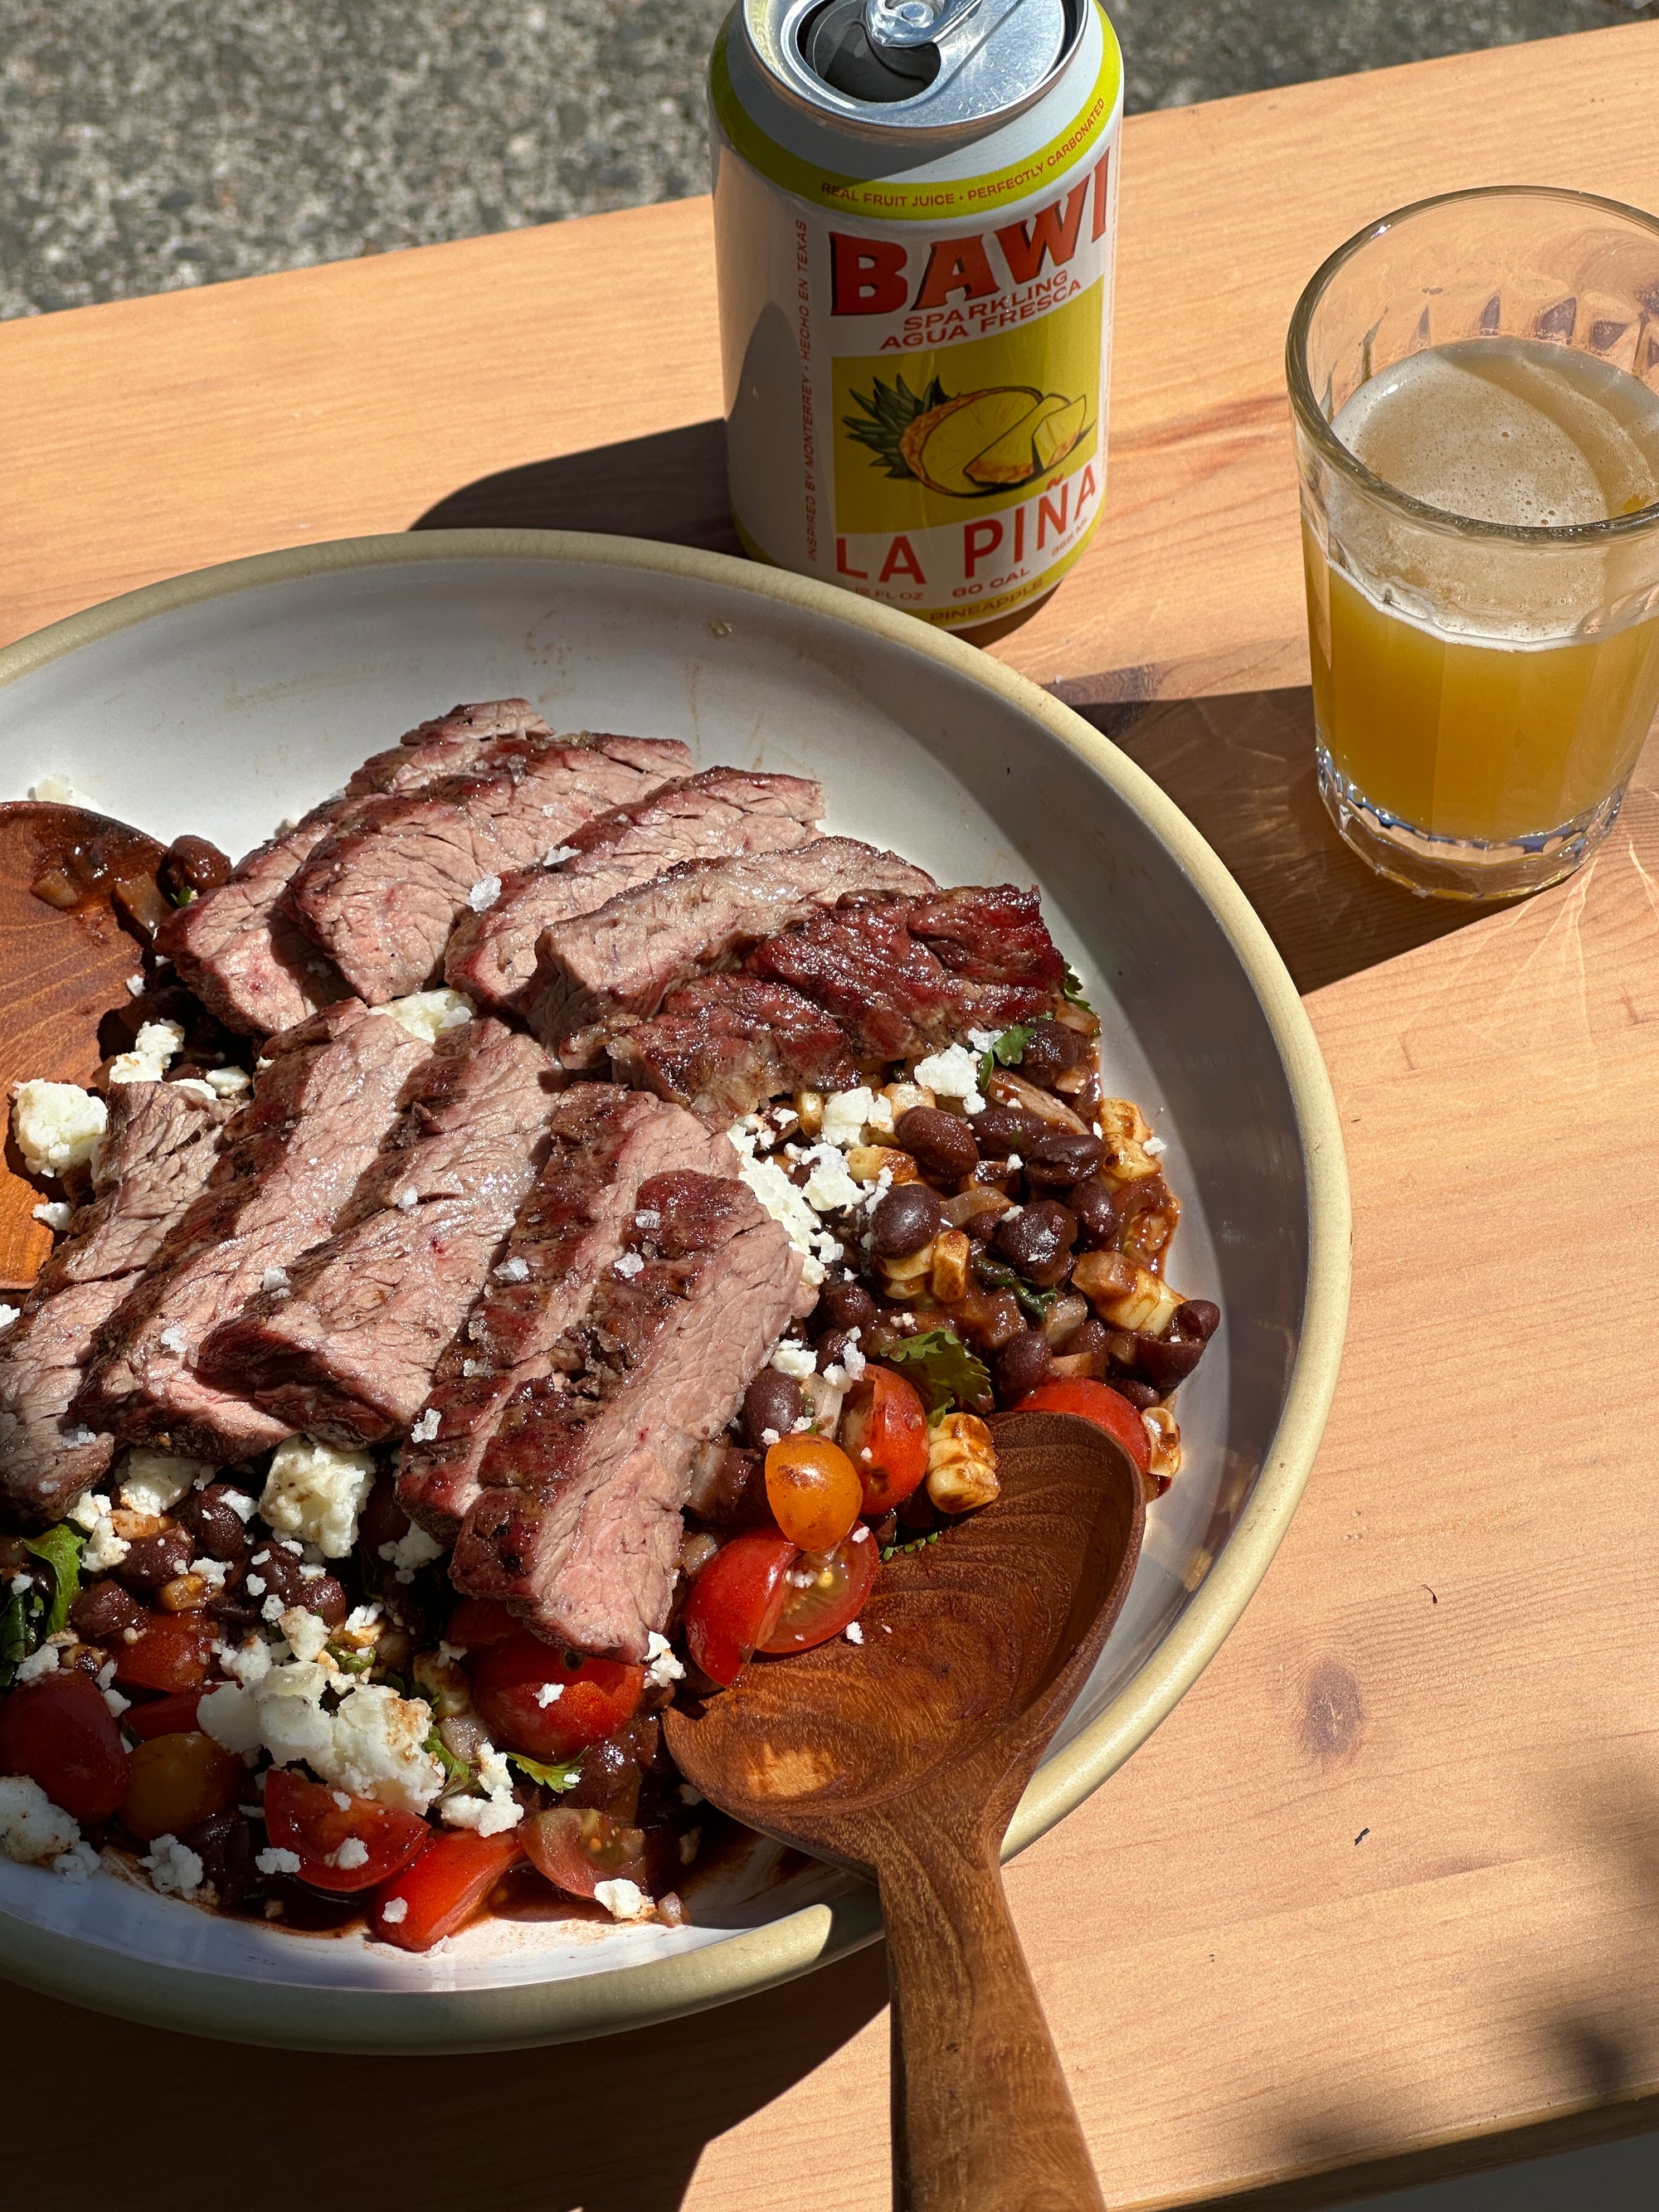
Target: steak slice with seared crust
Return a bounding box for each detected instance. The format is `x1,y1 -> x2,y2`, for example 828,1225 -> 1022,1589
747,886 -> 1064,1059
0,1084 -> 231,1529
452,1169 -> 802,1660
445,768 -> 824,1019
525,837 -> 937,1050
75,1000 -> 432,1462
200,1019 -> 560,1446
285,735 -> 694,1005
604,975 -> 859,1121
396,1087 -> 736,1542
159,700 -> 555,1036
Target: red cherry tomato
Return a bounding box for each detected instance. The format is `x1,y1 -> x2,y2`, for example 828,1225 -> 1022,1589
681,1529 -> 798,1687
838,1365 -> 930,1513
1010,1380 -> 1152,1475
758,1530 -> 879,1655
114,1614 -> 216,1693
467,1633 -> 645,1761
263,1769 -> 431,1894
369,1830 -> 524,1952
0,1670 -> 129,1823
444,1597 -> 522,1650
122,1689 -> 204,1741
523,1806 -> 649,1900
119,1731 -> 241,1845
763,1434 -> 863,1552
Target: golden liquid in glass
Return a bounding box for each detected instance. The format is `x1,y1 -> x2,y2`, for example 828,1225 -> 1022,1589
1305,337 -> 1659,843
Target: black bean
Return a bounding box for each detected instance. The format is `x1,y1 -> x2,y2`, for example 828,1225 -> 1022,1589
816,1279 -> 876,1335
1070,1177 -> 1120,1247
872,1181 -> 943,1258
973,1104 -> 1045,1155
236,1543 -> 347,1624
995,1329 -> 1053,1401
1136,1332 -> 1207,1390
1176,1299 -> 1220,1342
1014,1018 -> 1085,1087
991,1200 -> 1078,1286
565,1738 -> 644,1823
1067,1318 -> 1112,1364
1112,1378 -> 1160,1412
182,1812 -> 266,1913
175,1483 -> 254,1566
895,1106 -> 978,1182
113,1524 -> 194,1593
160,834 -> 233,902
1021,1128 -> 1103,1189
816,1327 -> 861,1372
742,1369 -> 803,1450
872,1511 -> 899,1549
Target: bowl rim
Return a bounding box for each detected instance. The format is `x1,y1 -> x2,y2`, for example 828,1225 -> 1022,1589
0,527 -> 1350,2052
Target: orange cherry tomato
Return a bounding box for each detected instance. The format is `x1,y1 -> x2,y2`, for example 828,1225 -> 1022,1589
369,1830 -> 525,1952
763,1433 -> 863,1553
263,1769 -> 431,1893
758,1530 -> 880,1655
682,1529 -> 798,1687
837,1366 -> 930,1513
113,1614 -> 217,1694
467,1634 -> 645,1762
1010,1379 -> 1152,1475
119,1731 -> 241,1845
0,1670 -> 129,1823
523,1806 -> 649,1900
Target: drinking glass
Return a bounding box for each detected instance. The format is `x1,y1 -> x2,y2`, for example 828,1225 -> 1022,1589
1287,186 -> 1659,900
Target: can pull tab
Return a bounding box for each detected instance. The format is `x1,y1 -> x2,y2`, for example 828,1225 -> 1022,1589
864,0 -> 985,50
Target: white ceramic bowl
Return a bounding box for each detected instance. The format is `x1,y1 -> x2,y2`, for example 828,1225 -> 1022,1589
0,532 -> 1348,2051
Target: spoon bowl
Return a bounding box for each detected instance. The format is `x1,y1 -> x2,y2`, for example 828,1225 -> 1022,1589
666,1409 -> 1146,2210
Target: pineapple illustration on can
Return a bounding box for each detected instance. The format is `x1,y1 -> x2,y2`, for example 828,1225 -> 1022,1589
709,1 -> 1122,631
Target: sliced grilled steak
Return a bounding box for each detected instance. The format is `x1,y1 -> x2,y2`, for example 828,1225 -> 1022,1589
285,735 -> 694,1005
159,700 -> 554,1036
452,1169 -> 802,1660
445,768 -> 823,1019
75,1000 -> 432,1462
396,1087 -> 736,1541
200,1020 -> 560,1446
526,837 -> 937,1050
0,1084 -> 231,1528
605,975 -> 859,1121
747,886 -> 1063,1059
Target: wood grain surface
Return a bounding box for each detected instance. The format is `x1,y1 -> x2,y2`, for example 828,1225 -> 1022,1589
6,22 -> 1659,2212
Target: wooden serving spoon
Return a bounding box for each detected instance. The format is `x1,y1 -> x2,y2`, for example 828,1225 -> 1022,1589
664,1408 -> 1146,2212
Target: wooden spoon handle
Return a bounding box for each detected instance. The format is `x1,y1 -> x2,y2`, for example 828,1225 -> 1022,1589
879,1828 -> 1107,2212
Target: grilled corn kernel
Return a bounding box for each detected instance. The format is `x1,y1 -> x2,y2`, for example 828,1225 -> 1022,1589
848,1144 -> 920,1184
109,1507 -> 168,1542
877,1239 -> 935,1295
883,1080 -> 936,1121
157,1573 -> 209,1613
1098,1267 -> 1183,1337
412,1649 -> 472,1719
794,1089 -> 825,1139
1142,1404 -> 1183,1485
926,1412 -> 1000,1513
1095,1098 -> 1160,1184
1071,1250 -> 1136,1305
930,1228 -> 971,1302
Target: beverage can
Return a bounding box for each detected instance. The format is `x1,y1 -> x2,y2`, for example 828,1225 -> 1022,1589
709,1 -> 1123,631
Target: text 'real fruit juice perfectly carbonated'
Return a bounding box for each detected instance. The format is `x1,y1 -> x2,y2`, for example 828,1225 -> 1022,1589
710,0 -> 1122,630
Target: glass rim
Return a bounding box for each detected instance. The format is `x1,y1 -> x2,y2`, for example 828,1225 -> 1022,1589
1285,183 -> 1659,547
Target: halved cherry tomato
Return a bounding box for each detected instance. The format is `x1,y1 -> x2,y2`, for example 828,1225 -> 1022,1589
262,1768 -> 431,1893
0,1670 -> 129,1823
523,1806 -> 649,1899
758,1529 -> 879,1655
838,1366 -> 929,1513
1010,1379 -> 1152,1475
119,1731 -> 241,1845
763,1433 -> 863,1553
369,1830 -> 525,1952
113,1613 -> 217,1693
443,1597 -> 522,1651
122,1689 -> 204,1741
681,1529 -> 798,1687
468,1634 -> 645,1761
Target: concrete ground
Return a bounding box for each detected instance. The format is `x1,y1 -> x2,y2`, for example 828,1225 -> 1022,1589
1,0 -> 1656,319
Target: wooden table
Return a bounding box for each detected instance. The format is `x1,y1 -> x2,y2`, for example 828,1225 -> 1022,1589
7,21 -> 1659,2210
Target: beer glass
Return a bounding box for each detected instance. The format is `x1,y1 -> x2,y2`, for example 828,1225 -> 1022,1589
1287,186 -> 1659,900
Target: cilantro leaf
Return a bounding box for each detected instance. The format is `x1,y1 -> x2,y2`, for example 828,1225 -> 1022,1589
508,1751 -> 582,1792
0,1587 -> 37,1691
880,1328 -> 991,1423
1061,958 -> 1094,1014
977,1023 -> 1034,1091
24,1523 -> 83,1639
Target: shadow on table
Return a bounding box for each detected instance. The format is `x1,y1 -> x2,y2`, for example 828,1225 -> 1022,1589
5,1942 -> 890,2212
411,418 -> 742,557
